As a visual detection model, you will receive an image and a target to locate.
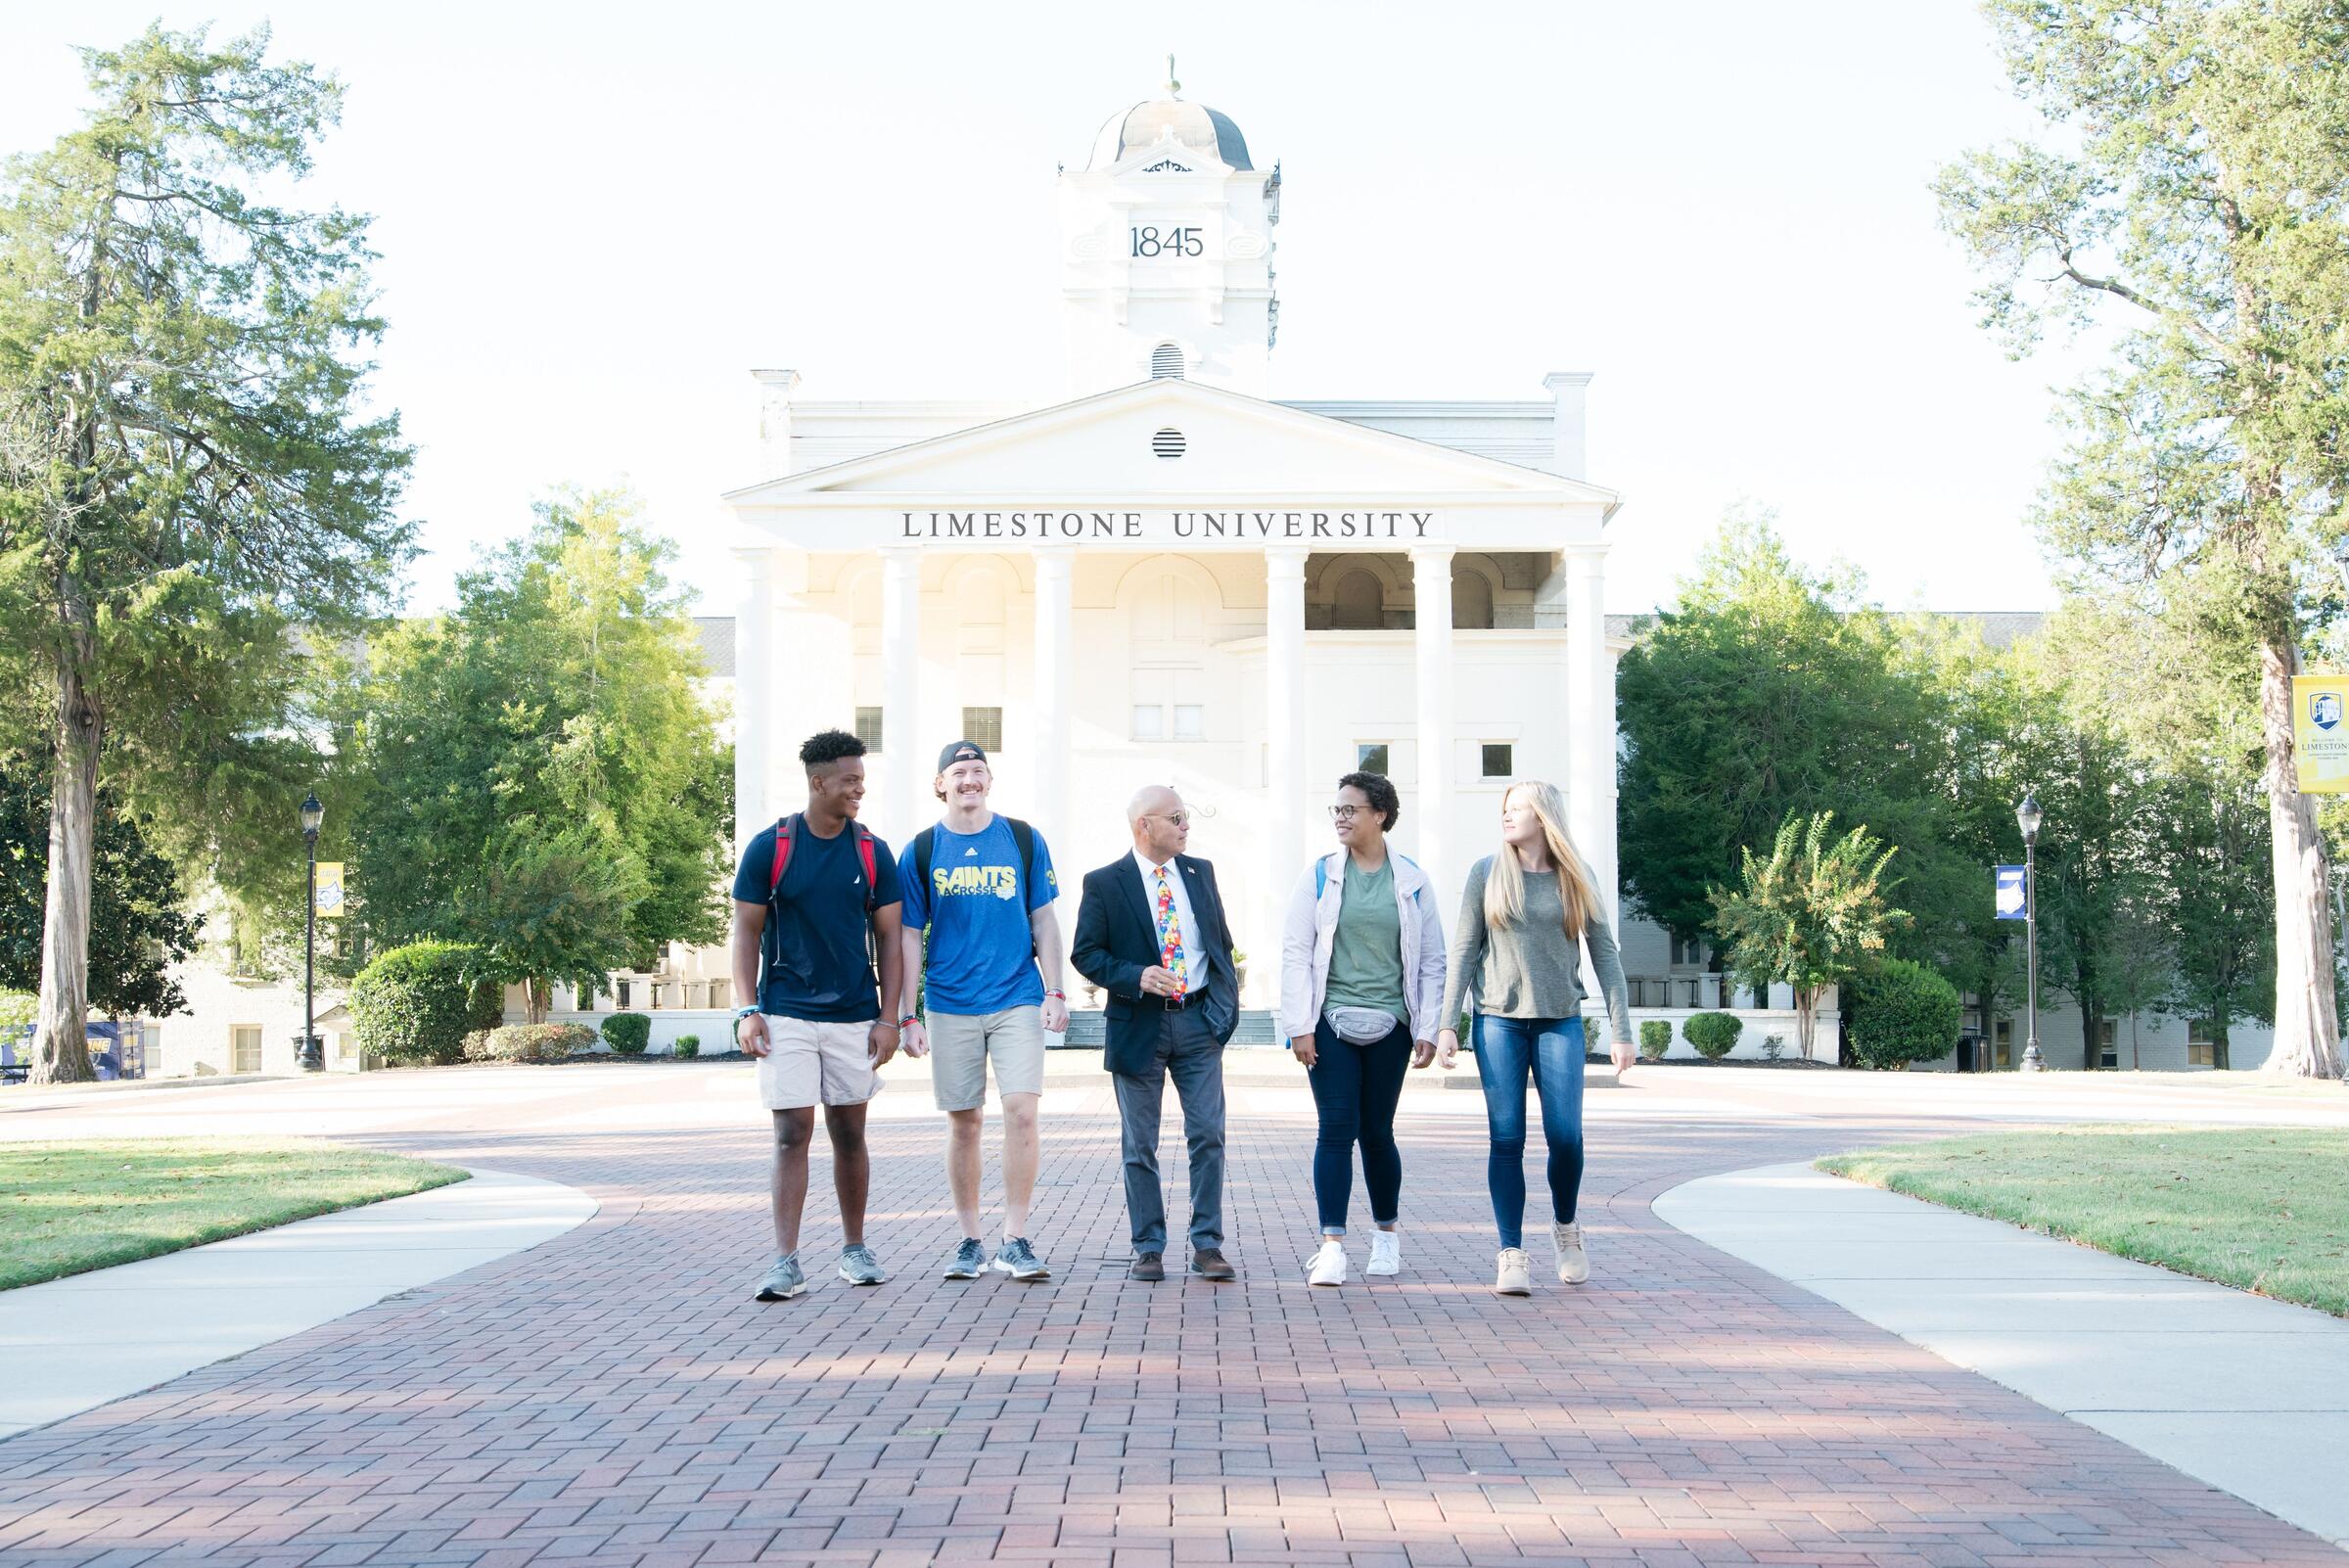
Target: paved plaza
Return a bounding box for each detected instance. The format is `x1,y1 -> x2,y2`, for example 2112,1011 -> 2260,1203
1,1063 -> 2345,1567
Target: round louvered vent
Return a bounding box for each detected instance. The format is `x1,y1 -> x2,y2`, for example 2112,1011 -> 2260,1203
1152,428 -> 1186,459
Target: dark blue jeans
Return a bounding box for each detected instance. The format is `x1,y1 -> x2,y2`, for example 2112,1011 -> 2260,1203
1473,1013 -> 1587,1247
1305,1017 -> 1410,1234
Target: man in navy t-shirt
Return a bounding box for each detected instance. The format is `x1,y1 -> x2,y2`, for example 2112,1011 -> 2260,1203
730,728 -> 905,1303
897,739 -> 1067,1283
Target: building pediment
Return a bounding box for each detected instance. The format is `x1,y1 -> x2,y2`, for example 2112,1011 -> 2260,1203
724,380 -> 1621,511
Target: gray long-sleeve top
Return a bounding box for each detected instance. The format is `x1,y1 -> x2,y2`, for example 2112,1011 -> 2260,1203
1441,855 -> 1635,1043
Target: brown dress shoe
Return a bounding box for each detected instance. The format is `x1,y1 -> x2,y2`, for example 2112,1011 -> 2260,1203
1129,1252 -> 1165,1281
1190,1248 -> 1237,1280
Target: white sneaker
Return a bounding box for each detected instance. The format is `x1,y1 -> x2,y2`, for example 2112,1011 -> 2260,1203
1306,1238 -> 1348,1286
1366,1229 -> 1402,1276
1495,1248 -> 1532,1296
1552,1221 -> 1589,1284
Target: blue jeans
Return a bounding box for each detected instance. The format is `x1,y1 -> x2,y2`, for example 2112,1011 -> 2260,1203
1304,1017 -> 1409,1234
1473,1014 -> 1586,1248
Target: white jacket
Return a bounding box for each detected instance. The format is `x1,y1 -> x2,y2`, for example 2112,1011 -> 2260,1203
1278,850 -> 1449,1044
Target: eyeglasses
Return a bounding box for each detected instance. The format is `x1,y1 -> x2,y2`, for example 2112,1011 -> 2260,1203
1328,806 -> 1361,822
1142,811 -> 1190,828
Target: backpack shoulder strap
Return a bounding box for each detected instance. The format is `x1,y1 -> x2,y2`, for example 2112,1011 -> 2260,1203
1004,816 -> 1036,890
1314,855 -> 1329,900
768,814 -> 799,894
853,824 -> 878,910
913,826 -> 937,898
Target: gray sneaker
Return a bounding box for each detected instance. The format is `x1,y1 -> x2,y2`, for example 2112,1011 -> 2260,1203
838,1243 -> 885,1286
990,1236 -> 1050,1281
942,1237 -> 986,1278
754,1253 -> 806,1301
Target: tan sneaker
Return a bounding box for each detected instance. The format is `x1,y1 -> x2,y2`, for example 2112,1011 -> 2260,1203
1494,1248 -> 1532,1296
1552,1221 -> 1589,1284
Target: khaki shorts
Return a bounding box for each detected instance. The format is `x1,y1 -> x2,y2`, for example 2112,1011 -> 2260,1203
928,1005 -> 1045,1112
756,1015 -> 884,1110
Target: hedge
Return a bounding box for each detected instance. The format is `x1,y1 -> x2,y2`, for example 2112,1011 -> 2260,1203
673,1034 -> 701,1059
485,1023 -> 597,1062
602,1012 -> 652,1056
1683,1011 -> 1744,1060
349,942 -> 480,1066
1848,958 -> 1962,1069
1637,1019 -> 1672,1060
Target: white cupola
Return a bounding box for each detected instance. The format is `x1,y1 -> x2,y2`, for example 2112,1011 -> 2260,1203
1058,59 -> 1279,397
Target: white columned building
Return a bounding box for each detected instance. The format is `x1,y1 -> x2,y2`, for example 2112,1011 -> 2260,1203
726,69 -> 1625,1011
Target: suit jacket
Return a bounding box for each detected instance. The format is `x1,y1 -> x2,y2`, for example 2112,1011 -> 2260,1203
1071,853 -> 1239,1074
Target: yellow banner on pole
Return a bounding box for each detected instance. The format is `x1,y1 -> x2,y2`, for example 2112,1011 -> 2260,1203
2292,674 -> 2349,793
315,861 -> 346,919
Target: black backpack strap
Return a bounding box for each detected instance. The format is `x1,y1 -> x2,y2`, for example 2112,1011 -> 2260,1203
1005,816 -> 1036,896
912,826 -> 937,923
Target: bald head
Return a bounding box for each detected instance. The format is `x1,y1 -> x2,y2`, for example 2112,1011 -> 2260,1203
1128,784 -> 1188,861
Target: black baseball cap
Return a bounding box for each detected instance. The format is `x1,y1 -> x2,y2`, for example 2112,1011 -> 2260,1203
936,739 -> 988,772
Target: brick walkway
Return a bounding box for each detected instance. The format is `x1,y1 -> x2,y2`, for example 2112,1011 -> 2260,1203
1,1097 -> 2339,1567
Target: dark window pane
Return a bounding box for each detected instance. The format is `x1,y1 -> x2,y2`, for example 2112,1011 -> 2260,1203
853,707 -> 885,751
1356,743 -> 1389,774
1481,743 -> 1513,778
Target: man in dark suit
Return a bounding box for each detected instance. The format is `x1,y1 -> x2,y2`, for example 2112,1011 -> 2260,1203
1071,785 -> 1240,1281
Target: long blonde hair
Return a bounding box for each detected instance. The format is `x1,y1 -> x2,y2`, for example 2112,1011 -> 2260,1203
1485,780 -> 1598,940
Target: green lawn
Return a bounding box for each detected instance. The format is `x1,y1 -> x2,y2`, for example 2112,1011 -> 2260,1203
1818,1126 -> 2349,1317
0,1139 -> 467,1291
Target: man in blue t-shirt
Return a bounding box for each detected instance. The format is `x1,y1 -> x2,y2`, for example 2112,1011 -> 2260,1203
730,728 -> 905,1303
897,739 -> 1067,1282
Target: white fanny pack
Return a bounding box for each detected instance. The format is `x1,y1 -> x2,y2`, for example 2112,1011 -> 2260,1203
1325,1005 -> 1401,1045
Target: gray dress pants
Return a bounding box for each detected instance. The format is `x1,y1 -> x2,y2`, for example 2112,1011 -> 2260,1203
1110,1003 -> 1225,1254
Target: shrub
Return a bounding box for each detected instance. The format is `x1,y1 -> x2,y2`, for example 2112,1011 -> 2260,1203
485,1023 -> 596,1062
1762,1034 -> 1786,1063
1637,1019 -> 1672,1060
349,942 -> 481,1066
1848,958 -> 1962,1070
673,1034 -> 701,1059
1683,1011 -> 1744,1060
460,1029 -> 495,1062
602,1012 -> 652,1056
466,980 -> 507,1033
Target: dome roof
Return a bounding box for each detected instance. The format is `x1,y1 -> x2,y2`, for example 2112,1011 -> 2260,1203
1088,64 -> 1251,171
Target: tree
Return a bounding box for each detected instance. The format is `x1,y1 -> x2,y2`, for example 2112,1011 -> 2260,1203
0,748 -> 202,1018
1710,810 -> 1909,1061
338,487 -> 728,1009
0,25 -> 410,1083
1848,958 -> 1964,1071
1618,514 -> 1959,956
1935,0 -> 2349,1077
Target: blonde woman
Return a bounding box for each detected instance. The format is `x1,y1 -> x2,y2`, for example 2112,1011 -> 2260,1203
1435,781 -> 1634,1296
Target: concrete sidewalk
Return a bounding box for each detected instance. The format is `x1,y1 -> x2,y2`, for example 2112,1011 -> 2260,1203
1656,1160 -> 2349,1550
0,1168 -> 595,1440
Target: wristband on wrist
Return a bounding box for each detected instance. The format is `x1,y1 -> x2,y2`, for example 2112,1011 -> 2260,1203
898,1014 -> 918,1030
1044,990 -> 1066,1000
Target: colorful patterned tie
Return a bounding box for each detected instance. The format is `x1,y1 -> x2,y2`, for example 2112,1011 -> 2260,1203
1154,865 -> 1188,1000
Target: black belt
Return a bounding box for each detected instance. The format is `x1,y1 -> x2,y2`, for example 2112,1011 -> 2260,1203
1149,991 -> 1204,1011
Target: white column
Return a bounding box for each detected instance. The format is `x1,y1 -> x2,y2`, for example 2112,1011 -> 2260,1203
881,545 -> 924,844
1031,548 -> 1074,860
1564,549 -> 1616,928
733,547 -> 773,859
1411,545 -> 1456,894
1264,547 -> 1309,982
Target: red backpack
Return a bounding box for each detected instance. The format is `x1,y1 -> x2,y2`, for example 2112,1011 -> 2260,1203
768,813 -> 880,910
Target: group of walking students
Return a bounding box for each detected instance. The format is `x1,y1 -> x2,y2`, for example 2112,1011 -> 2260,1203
730,727 -> 1636,1303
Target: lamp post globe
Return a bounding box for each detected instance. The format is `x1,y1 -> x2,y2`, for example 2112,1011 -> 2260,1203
299,791 -> 323,1073
2017,792 -> 2045,1073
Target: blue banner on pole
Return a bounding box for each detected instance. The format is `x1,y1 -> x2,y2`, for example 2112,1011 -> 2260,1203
1995,865 -> 2027,920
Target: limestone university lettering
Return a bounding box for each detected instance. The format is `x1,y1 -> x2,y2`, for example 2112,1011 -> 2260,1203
898,510 -> 1436,541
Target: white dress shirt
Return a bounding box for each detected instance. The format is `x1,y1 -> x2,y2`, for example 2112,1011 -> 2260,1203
1132,849 -> 1203,989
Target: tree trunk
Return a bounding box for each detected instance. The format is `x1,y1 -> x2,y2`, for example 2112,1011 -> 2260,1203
28,654 -> 103,1086
2082,1010 -> 2100,1071
2258,630 -> 2344,1078
1792,985 -> 1818,1061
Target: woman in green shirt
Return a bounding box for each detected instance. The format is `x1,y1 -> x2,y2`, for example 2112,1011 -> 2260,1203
1435,780 -> 1634,1296
1278,771 -> 1449,1287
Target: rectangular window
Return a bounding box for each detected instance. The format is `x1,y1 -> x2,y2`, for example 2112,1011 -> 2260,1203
1132,704 -> 1165,740
336,1033 -> 356,1062
1670,935 -> 1705,968
1356,743 -> 1390,774
617,979 -> 632,1009
2188,1041 -> 2217,1068
1994,1018 -> 2012,1069
231,1025 -> 262,1075
2096,1017 -> 2118,1070
854,707 -> 885,751
962,707 -> 1003,752
709,979 -> 729,1012
1173,704 -> 1205,740
1481,743 -> 1514,779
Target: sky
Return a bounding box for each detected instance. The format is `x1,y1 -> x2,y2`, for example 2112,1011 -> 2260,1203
0,0 -> 2092,617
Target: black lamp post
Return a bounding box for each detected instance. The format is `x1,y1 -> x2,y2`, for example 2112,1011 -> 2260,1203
299,792 -> 324,1073
2016,791 -> 2045,1073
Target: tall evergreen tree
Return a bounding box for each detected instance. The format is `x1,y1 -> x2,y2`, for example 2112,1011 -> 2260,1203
0,25 -> 410,1082
1935,0 -> 2349,1076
